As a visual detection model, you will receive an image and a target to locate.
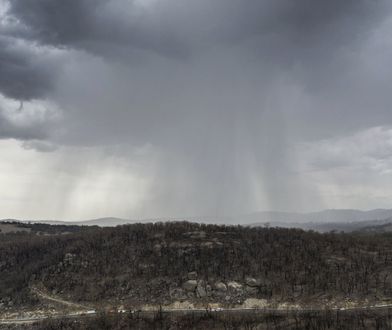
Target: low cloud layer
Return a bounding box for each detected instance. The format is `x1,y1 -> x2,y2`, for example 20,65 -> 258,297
302,127 -> 392,175
0,96 -> 60,141
1,0 -> 392,219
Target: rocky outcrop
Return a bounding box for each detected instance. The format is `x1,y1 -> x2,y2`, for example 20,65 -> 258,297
177,277 -> 261,302
183,280 -> 198,291
227,281 -> 243,292
244,277 -> 260,295
196,281 -> 207,298
245,277 -> 260,287
214,282 -> 227,292
245,286 -> 258,295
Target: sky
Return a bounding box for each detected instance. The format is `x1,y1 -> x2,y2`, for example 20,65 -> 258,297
1,0 -> 392,220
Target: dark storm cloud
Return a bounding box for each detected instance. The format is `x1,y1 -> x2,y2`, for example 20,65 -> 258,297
5,0 -> 389,61
0,34 -> 63,145
0,37 -> 57,100
5,0 -> 188,59
2,0 -> 390,112
3,0 -> 391,133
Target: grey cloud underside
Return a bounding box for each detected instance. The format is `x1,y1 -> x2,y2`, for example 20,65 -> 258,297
2,0 -> 392,148
2,0 -> 390,109
0,37 -> 56,100
6,0 -> 390,59
0,110 -> 47,140
6,0 -> 187,58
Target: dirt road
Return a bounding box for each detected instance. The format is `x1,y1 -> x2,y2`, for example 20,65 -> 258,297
2,289 -> 392,326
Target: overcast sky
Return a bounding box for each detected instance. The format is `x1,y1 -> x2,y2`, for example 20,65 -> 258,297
1,0 -> 392,220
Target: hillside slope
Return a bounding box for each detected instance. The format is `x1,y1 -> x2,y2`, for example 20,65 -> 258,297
2,222 -> 392,314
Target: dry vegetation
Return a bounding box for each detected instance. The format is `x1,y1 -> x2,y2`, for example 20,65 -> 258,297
2,221 -> 392,313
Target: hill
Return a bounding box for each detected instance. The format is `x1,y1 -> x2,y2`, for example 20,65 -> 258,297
4,208 -> 392,229
357,220 -> 392,234
2,221 -> 392,313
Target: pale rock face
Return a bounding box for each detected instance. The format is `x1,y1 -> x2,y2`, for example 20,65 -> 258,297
227,281 -> 243,291
240,298 -> 268,309
214,282 -> 228,292
245,277 -> 260,287
196,281 -> 207,298
182,280 -> 198,291
168,301 -> 195,310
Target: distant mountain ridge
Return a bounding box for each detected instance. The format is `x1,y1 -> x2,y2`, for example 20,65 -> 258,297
2,209 -> 392,228
0,217 -> 134,227
243,209 -> 392,225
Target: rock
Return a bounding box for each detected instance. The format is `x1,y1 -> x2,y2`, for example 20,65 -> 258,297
227,281 -> 243,295
196,286 -> 207,298
196,281 -> 207,298
214,282 -> 227,292
188,271 -> 198,280
245,277 -> 260,287
183,280 -> 198,291
206,285 -> 212,296
245,286 -> 258,295
228,281 -> 243,291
